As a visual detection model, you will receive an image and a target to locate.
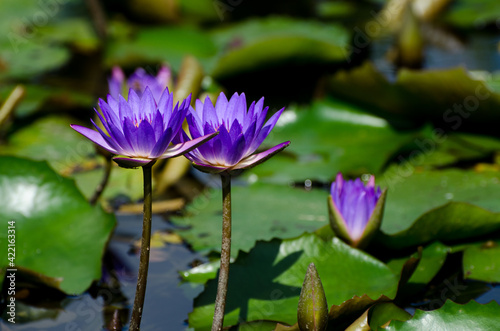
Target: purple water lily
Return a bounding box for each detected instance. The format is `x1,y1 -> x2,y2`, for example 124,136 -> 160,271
108,65 -> 171,101
177,91 -> 290,173
329,173 -> 386,247
71,88 -> 216,168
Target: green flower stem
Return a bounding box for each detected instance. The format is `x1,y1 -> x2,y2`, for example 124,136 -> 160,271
212,173 -> 232,331
89,155 -> 112,205
129,163 -> 154,330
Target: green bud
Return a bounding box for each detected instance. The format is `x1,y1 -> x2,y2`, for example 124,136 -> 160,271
297,263 -> 328,331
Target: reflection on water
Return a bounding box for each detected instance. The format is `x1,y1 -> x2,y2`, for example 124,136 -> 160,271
1,215 -> 205,331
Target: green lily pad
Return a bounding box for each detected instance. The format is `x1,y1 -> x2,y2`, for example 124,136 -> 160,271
387,242 -> 450,288
463,243 -> 500,283
443,0 -> 500,28
0,156 -> 115,294
209,16 -> 350,78
0,115 -> 144,201
369,303 -> 411,331
0,84 -> 94,117
385,300 -> 500,330
329,62 -> 500,130
246,98 -> 414,184
378,168 -> 500,248
171,182 -> 328,256
396,126 -> 500,168
105,26 -> 217,71
189,234 -> 399,329
0,116 -> 94,174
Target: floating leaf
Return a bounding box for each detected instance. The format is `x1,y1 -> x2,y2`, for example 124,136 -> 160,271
189,234 -> 399,329
0,84 -> 94,117
463,242 -> 500,283
443,0 -> 500,28
245,98 -> 414,184
387,242 -> 450,290
0,115 -> 144,201
378,168 -> 500,248
0,156 -> 115,294
329,62 -> 500,131
209,16 -> 350,78
385,300 -> 500,330
171,182 -> 328,256
105,26 -> 217,71
368,303 -> 411,330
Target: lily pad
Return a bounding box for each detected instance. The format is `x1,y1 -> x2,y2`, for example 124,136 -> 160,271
369,303 -> 411,331
0,84 -> 94,117
378,168 -> 500,247
443,0 -> 500,28
246,98 -> 414,184
209,16 -> 350,78
385,300 -> 500,330
386,242 -> 450,288
171,182 -> 328,256
0,156 -> 116,294
189,234 -> 399,329
0,116 -> 95,174
0,115 -> 144,201
463,243 -> 500,283
105,26 -> 217,71
329,62 -> 500,131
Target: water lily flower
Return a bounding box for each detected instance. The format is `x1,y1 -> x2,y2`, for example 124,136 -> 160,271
71,88 -> 217,168
176,91 -> 290,174
108,65 -> 171,101
328,173 -> 387,248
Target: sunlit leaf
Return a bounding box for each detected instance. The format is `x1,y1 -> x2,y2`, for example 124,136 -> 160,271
0,156 -> 115,294
385,300 -> 500,330
189,234 -> 399,329
171,182 -> 328,256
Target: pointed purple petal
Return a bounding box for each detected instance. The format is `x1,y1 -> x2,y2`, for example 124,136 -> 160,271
135,120 -> 156,156
214,92 -> 229,120
149,127 -> 173,158
159,132 -> 218,159
232,141 -> 290,170
70,124 -> 119,154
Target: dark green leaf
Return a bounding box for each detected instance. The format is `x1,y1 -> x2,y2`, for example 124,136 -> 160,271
209,16 -> 350,78
189,234 -> 399,329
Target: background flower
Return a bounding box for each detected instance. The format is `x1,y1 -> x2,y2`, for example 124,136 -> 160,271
176,92 -> 290,173
71,88 -> 215,168
108,65 -> 171,101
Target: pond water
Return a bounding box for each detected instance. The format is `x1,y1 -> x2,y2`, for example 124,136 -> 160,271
1,215 -> 205,331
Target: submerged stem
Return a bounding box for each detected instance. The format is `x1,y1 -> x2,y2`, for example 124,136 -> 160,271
212,174 -> 232,331
129,164 -> 154,330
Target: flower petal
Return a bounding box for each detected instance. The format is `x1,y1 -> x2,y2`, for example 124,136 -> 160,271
159,132 -> 218,159
135,119 -> 156,156
70,124 -> 119,154
232,141 -> 290,170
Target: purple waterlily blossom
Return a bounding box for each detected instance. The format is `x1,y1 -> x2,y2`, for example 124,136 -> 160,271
108,65 -> 171,101
176,92 -> 290,173
71,88 -> 216,168
330,173 -> 382,242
